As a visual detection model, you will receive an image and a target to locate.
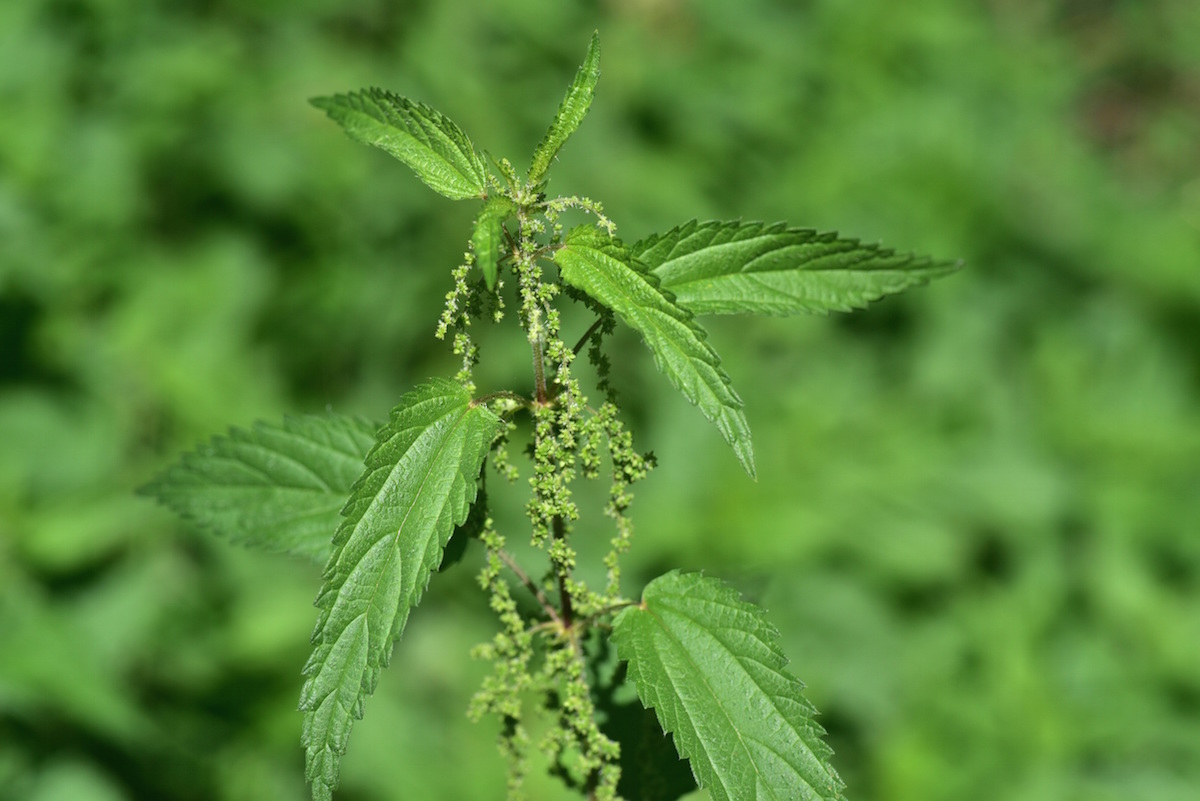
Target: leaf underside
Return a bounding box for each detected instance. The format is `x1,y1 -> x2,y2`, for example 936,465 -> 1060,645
140,414 -> 377,563
528,31 -> 601,185
633,220 -> 961,316
611,571 -> 846,801
311,89 -> 489,200
299,379 -> 502,801
553,226 -> 755,478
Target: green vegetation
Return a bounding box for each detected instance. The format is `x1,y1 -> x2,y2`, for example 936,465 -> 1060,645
2,2 -> 1198,801
146,33 -> 952,797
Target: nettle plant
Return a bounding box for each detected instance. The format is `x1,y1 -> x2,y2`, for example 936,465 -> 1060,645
145,33 -> 958,801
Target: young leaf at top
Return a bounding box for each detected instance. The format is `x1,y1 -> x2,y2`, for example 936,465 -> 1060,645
311,89 -> 489,200
553,226 -> 755,477
633,220 -> 962,316
299,379 -> 503,801
472,195 -> 516,290
527,31 -> 600,186
611,571 -> 846,801
140,414 -> 377,564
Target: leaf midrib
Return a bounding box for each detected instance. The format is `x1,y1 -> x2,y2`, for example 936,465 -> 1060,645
646,593 -> 823,800
233,439 -> 338,492
640,600 -> 755,799
346,402 -> 471,658
660,236 -> 859,290
409,104 -> 477,185
567,244 -> 711,372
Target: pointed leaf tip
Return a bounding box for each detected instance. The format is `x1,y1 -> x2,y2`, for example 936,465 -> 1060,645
528,31 -> 602,185
552,226 -> 755,477
633,219 -> 961,317
313,88 -> 489,200
300,379 -> 503,800
472,195 -> 516,290
612,571 -> 846,801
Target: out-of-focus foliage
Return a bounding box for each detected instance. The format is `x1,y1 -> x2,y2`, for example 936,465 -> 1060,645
1,1 -> 1196,800
141,414 -> 377,563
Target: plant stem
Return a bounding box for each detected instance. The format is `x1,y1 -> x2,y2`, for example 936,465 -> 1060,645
497,548 -> 560,625
572,317 -> 604,356
553,515 -> 574,628
581,600 -> 637,626
532,336 -> 547,404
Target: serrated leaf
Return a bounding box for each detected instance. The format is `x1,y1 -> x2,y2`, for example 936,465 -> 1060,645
528,31 -> 600,185
438,485 -> 488,572
611,571 -> 846,801
472,195 -> 515,290
311,89 -> 489,200
140,414 -> 377,563
605,698 -> 698,801
553,226 -> 754,477
299,379 -> 503,801
583,631 -> 699,801
633,220 -> 961,316
600,676 -> 698,801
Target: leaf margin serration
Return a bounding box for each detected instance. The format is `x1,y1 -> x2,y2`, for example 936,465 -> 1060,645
528,30 -> 601,185
633,219 -> 962,316
611,570 -> 846,801
552,225 -> 755,478
311,88 -> 489,200
139,413 -> 378,564
298,378 -> 503,801
472,194 -> 516,290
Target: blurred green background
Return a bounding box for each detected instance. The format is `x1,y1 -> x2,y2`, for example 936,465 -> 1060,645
2,0 -> 1198,799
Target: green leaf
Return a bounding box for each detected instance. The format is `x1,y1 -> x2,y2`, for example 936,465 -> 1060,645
438,485 -> 488,572
611,571 -> 846,801
598,671 -> 698,801
604,697 -> 699,801
299,379 -> 503,801
528,31 -> 600,185
311,89 -> 489,200
583,630 -> 699,801
633,220 -> 961,316
140,415 -> 377,563
553,226 -> 755,477
472,195 -> 515,290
